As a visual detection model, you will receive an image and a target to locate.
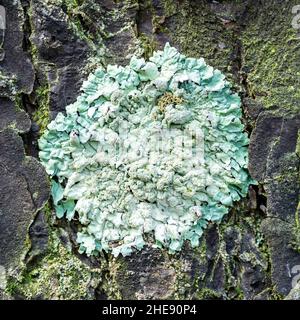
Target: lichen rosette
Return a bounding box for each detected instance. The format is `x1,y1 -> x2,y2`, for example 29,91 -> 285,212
39,43 -> 255,257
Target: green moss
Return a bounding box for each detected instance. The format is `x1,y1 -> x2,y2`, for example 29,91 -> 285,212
161,0 -> 239,84
62,0 -> 114,52
33,85 -> 50,135
152,15 -> 167,34
27,3 -> 39,64
291,202 -> 300,253
139,33 -> 158,60
241,0 -> 300,115
169,256 -> 191,299
162,0 -> 180,18
27,5 -> 52,134
101,256 -> 122,300
159,0 -> 300,116
236,287 -> 244,300
5,231 -> 102,300
63,0 -> 94,42
195,288 -> 222,300
43,201 -> 53,222
269,287 -> 285,300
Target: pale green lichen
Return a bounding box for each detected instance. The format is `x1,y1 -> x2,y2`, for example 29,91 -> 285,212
39,43 -> 255,257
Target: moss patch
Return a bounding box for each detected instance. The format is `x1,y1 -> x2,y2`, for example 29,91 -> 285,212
32,85 -> 50,135
241,0 -> 300,115
6,230 -> 102,300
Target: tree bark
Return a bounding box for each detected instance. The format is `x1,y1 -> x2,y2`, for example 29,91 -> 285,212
0,0 -> 299,300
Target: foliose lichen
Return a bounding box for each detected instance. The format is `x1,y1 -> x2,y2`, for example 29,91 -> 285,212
38,43 -> 255,257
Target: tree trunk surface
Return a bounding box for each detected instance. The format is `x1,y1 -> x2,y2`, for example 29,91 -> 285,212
0,0 -> 299,300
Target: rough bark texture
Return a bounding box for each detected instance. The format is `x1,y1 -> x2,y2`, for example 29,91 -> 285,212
0,0 -> 299,300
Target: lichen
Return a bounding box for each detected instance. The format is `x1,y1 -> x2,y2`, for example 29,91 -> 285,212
39,43 -> 255,257
0,70 -> 17,97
